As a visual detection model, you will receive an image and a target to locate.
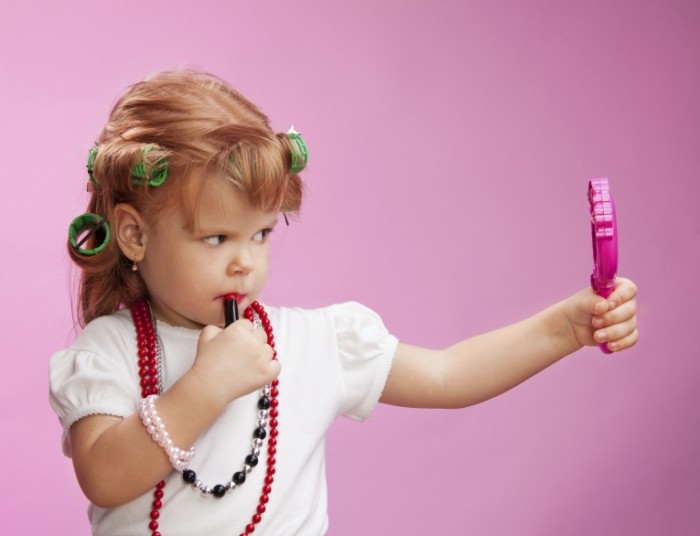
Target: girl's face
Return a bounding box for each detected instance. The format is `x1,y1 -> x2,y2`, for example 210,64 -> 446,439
138,175 -> 279,329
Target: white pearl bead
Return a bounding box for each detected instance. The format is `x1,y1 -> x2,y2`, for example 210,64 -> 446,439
139,393 -> 197,473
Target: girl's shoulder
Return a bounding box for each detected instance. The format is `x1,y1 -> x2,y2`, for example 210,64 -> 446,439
71,309 -> 138,351
268,301 -> 396,355
267,301 -> 387,331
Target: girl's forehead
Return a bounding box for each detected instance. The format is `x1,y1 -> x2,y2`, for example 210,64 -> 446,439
199,175 -> 248,211
192,182 -> 245,225
185,174 -> 277,229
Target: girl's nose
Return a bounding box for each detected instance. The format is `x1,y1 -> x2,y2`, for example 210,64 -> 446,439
227,246 -> 254,275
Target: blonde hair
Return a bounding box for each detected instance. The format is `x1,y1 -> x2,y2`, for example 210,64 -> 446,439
70,69 -> 305,326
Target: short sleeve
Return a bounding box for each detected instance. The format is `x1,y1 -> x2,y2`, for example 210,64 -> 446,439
328,302 -> 399,421
49,316 -> 140,456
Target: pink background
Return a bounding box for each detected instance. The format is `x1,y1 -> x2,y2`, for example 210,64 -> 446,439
1,1 -> 698,534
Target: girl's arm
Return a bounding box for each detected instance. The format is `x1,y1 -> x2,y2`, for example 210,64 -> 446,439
380,278 -> 638,409
70,374 -> 222,507
69,320 -> 280,508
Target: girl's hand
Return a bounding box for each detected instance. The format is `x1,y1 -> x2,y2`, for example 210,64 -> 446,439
69,320 -> 279,508
190,319 -> 280,405
564,277 -> 639,352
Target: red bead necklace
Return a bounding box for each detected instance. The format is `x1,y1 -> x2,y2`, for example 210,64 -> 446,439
131,299 -> 280,536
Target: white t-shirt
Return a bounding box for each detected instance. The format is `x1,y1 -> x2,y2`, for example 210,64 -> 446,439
50,302 -> 398,536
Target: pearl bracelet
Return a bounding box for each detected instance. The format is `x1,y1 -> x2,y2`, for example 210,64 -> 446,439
139,394 -> 195,472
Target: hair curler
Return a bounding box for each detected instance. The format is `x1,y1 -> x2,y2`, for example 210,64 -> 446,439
588,178 -> 618,354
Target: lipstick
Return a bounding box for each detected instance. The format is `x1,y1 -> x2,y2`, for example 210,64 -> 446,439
224,295 -> 239,327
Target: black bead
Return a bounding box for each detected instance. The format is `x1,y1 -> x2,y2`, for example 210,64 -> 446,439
182,469 -> 197,483
253,427 -> 267,440
212,484 -> 227,498
233,471 -> 246,485
258,396 -> 271,410
245,454 -> 259,467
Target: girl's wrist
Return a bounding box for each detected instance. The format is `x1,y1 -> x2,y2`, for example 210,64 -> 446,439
539,299 -> 585,358
181,367 -> 236,413
556,298 -> 587,354
139,394 -> 195,472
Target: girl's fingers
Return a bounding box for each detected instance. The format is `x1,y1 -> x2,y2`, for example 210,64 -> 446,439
230,319 -> 255,332
200,324 -> 223,343
607,277 -> 638,309
593,298 -> 637,328
229,319 -> 269,345
606,328 -> 640,352
594,315 -> 638,345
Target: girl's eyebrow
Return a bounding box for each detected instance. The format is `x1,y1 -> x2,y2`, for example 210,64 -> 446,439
193,215 -> 279,234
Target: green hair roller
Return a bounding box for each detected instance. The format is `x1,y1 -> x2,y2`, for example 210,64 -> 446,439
132,144 -> 169,186
69,213 -> 111,256
287,127 -> 308,174
87,146 -> 100,188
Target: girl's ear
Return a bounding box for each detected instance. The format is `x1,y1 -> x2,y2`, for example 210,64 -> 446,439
113,204 -> 148,262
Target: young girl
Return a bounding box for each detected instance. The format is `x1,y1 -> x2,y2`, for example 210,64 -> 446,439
50,69 -> 639,536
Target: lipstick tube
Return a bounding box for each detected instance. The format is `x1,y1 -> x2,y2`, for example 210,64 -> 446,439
224,298 -> 239,327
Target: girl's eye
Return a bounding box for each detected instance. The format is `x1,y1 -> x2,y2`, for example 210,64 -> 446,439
253,229 -> 272,242
203,235 -> 226,246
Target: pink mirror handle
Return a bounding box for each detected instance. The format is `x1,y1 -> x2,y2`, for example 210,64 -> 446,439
588,178 -> 618,354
